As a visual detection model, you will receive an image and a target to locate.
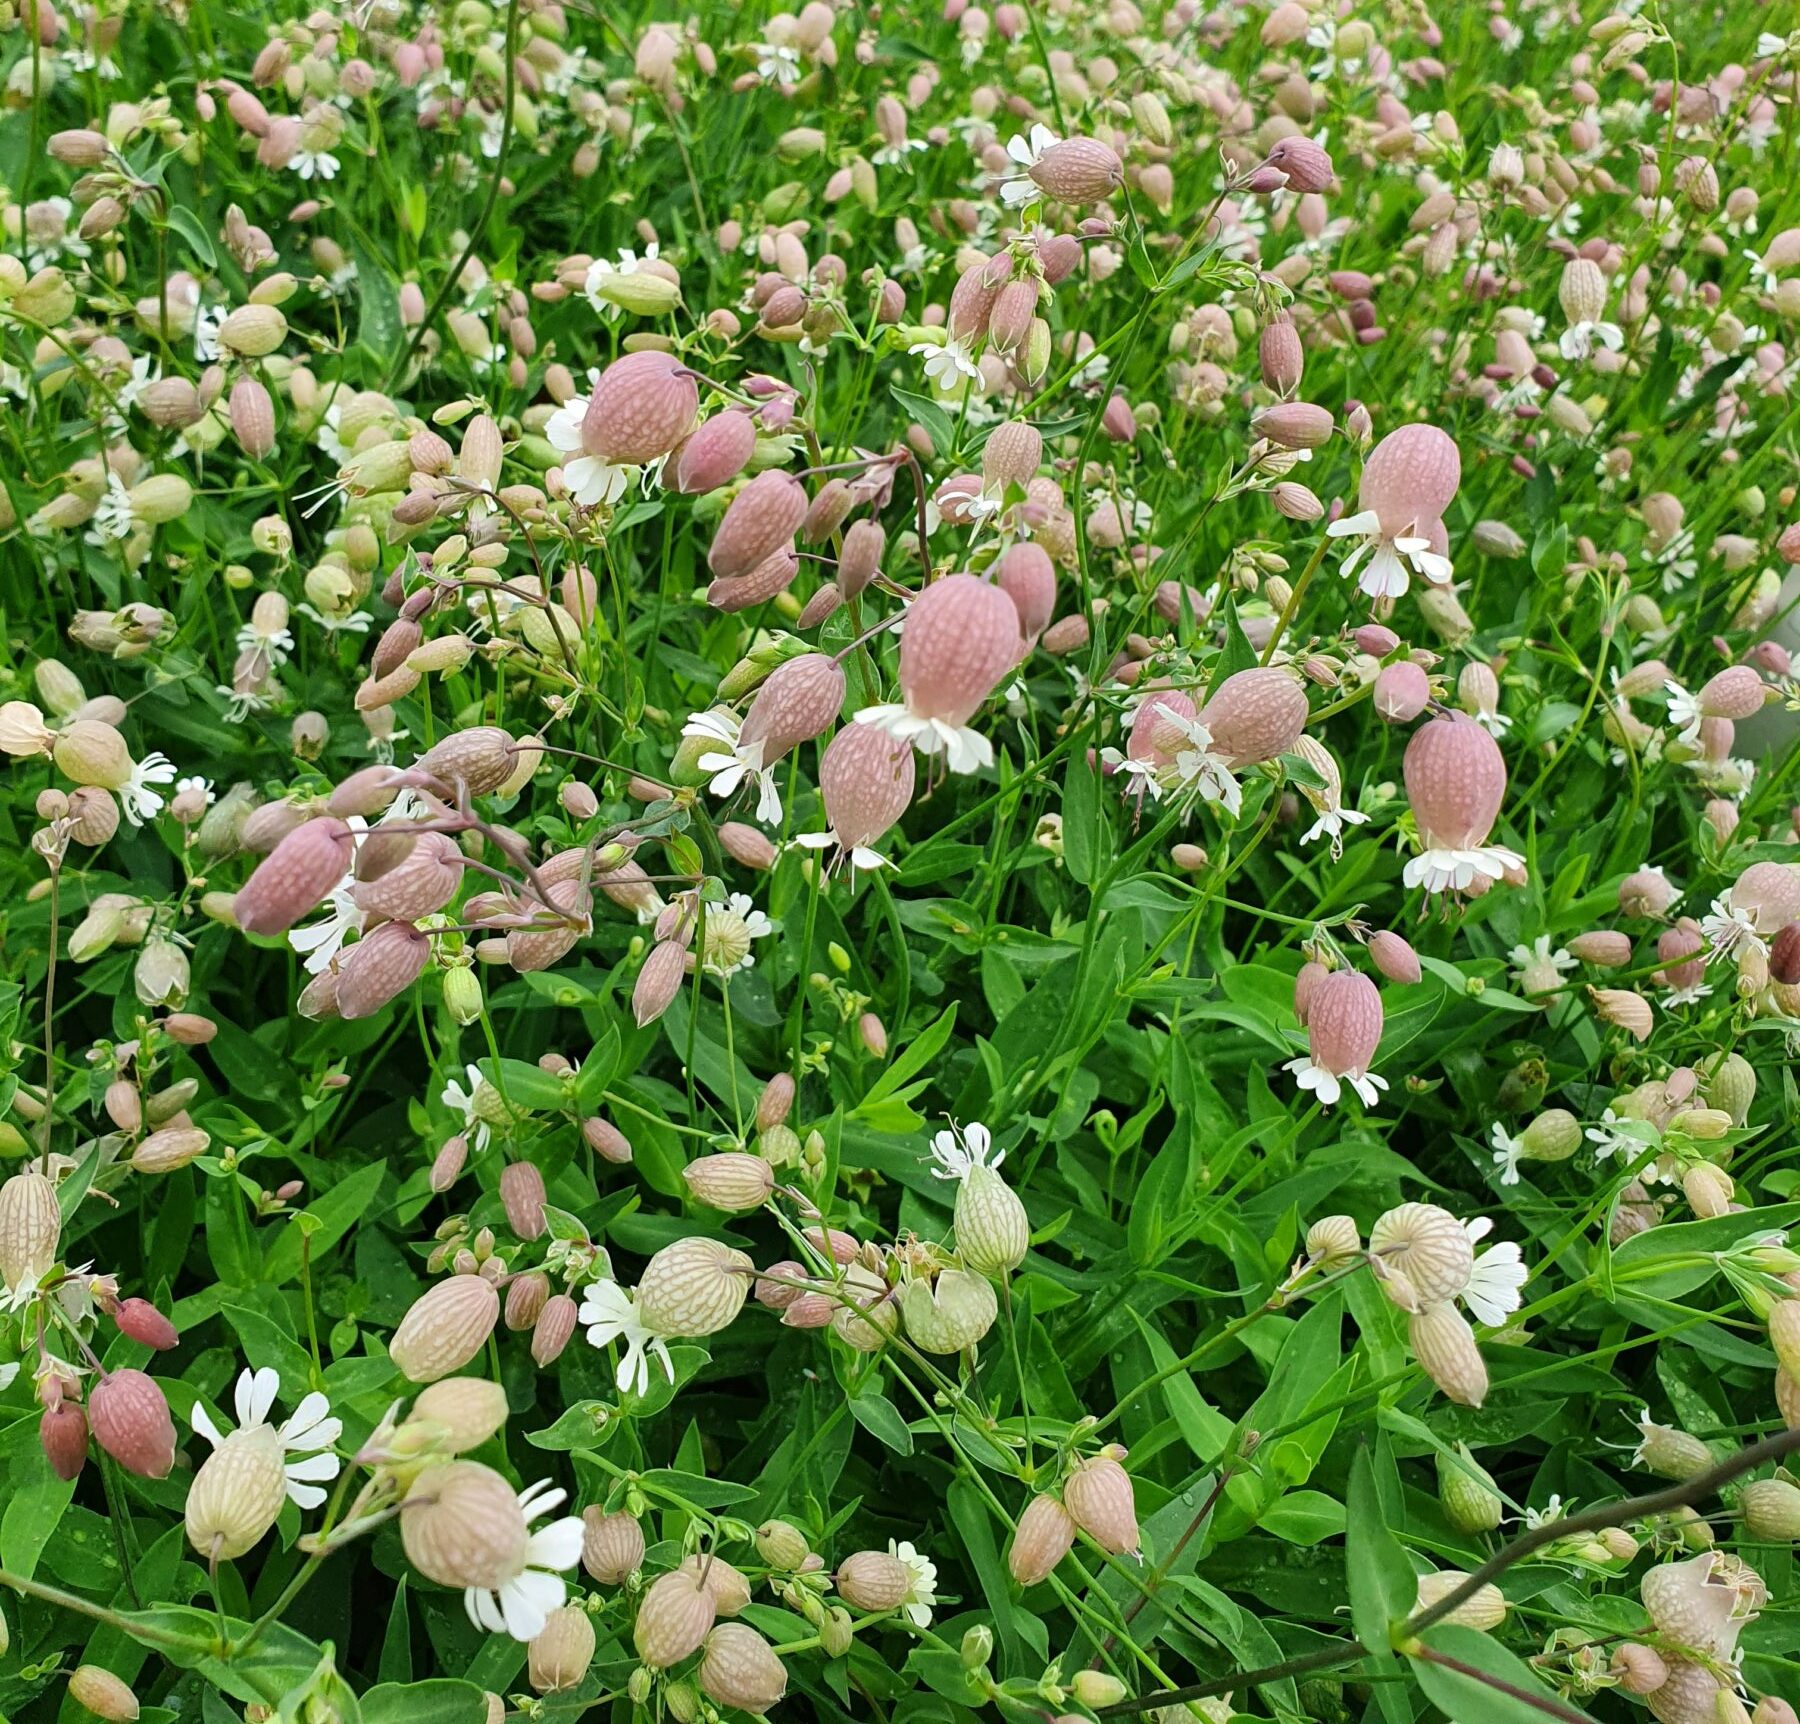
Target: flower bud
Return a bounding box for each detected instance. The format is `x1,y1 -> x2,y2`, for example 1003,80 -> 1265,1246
1008,1493 -> 1077,1585
634,1570 -> 715,1668
1063,1453 -> 1138,1556
528,1606 -> 596,1693
69,1668 -> 139,1722
582,1508 -> 645,1583
88,1369 -> 176,1479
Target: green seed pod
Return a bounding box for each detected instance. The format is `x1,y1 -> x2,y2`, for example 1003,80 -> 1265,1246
954,1163 -> 1029,1277
1741,1479 -> 1800,1540
1702,1053 -> 1756,1127
1437,1443 -> 1504,1533
1521,1108 -> 1582,1162
1495,1057 -> 1548,1113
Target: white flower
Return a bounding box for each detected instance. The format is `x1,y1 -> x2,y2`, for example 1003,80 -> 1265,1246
441,1062 -> 493,1152
193,304 -> 228,363
1326,509 -> 1454,600
1508,935 -> 1576,990
909,334 -> 981,391
754,41 -> 801,83
683,708 -> 781,824
292,149 -> 341,181
1490,1123 -> 1525,1186
1460,1218 -> 1526,1327
1403,842 -> 1526,896
544,391 -> 632,507
176,776 -> 216,806
120,752 -> 178,825
1099,747 -> 1165,803
699,893 -> 773,978
1522,1494 -> 1566,1530
1663,979 -> 1712,1008
890,1540 -> 937,1628
296,604 -> 373,635
192,1366 -> 343,1509
928,1120 -> 1002,1182
1559,319 -> 1624,361
464,1479 -> 584,1641
1663,679 -> 1703,742
89,472 -> 135,543
289,883 -> 362,975
855,703 -> 994,776
873,136 -> 927,168
999,124 -> 1058,205
1584,1107 -> 1657,1162
236,619 -> 296,667
1167,713 -> 1243,817
1701,894 -> 1768,966
315,401 -> 352,465
1281,1054 -> 1388,1111
579,1279 -> 675,1396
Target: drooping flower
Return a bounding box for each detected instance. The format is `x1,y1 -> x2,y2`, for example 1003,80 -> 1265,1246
928,1119 -> 1003,1181
1459,1219 -> 1526,1327
464,1479 -> 585,1641
890,1540 -> 938,1627
546,384 -> 631,507
579,1279 -> 675,1396
190,1366 -> 343,1509
120,753 -> 179,826
441,1063 -> 494,1153
1401,716 -> 1525,895
1283,970 -> 1388,1108
999,125 -> 1059,205
1327,424 -> 1462,599
684,708 -> 781,824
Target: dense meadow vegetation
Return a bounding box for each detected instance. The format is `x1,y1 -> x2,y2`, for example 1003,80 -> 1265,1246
2,0 -> 1800,1721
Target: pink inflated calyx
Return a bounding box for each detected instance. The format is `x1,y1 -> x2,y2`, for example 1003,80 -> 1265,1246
800,723 -> 917,872
708,471 -> 808,581
994,542 -> 1056,649
1283,969 -> 1387,1109
582,349 -> 699,466
1328,424 -> 1462,600
668,409 -> 757,495
855,574 -> 1019,775
1199,667 -> 1308,767
1401,714 -> 1524,894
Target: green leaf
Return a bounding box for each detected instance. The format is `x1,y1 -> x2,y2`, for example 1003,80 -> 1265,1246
848,1383 -> 914,1455
164,204 -> 217,270
482,1057 -> 567,1112
360,1681 -> 491,1724
1410,1623 -> 1595,1724
890,384 -> 957,457
1346,1445 -> 1414,1658
264,1160 -> 387,1285
1062,747 -> 1101,886
857,1003 -> 958,1113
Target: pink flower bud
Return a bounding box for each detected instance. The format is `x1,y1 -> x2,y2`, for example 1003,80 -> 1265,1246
818,722 -> 916,858
430,1134 -> 469,1193
234,816 -> 354,935
719,822 -> 778,869
229,376 -> 276,459
531,1294 -> 577,1365
113,1297 -> 179,1350
1252,402 -> 1334,449
1656,920 -> 1705,992
583,1116 -> 634,1164
994,541 -> 1057,644
1368,930 -> 1422,984
353,832 -> 462,920
336,922 -> 431,1019
1200,667 -> 1308,766
708,471 -> 808,581
740,653 -> 846,764
633,940 -> 687,1026
900,573 -> 1021,727
708,547 -> 799,612
1100,394 -> 1137,443
1029,137 -> 1124,204
1404,714 -> 1508,851
41,1402 -> 88,1481
89,1368 -> 176,1479
1266,134 -> 1334,191
582,350 -> 698,466
669,410 -> 757,494
500,1160 -> 548,1239
1360,423 -> 1462,531
837,519 -> 886,598
1259,317 -> 1304,393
